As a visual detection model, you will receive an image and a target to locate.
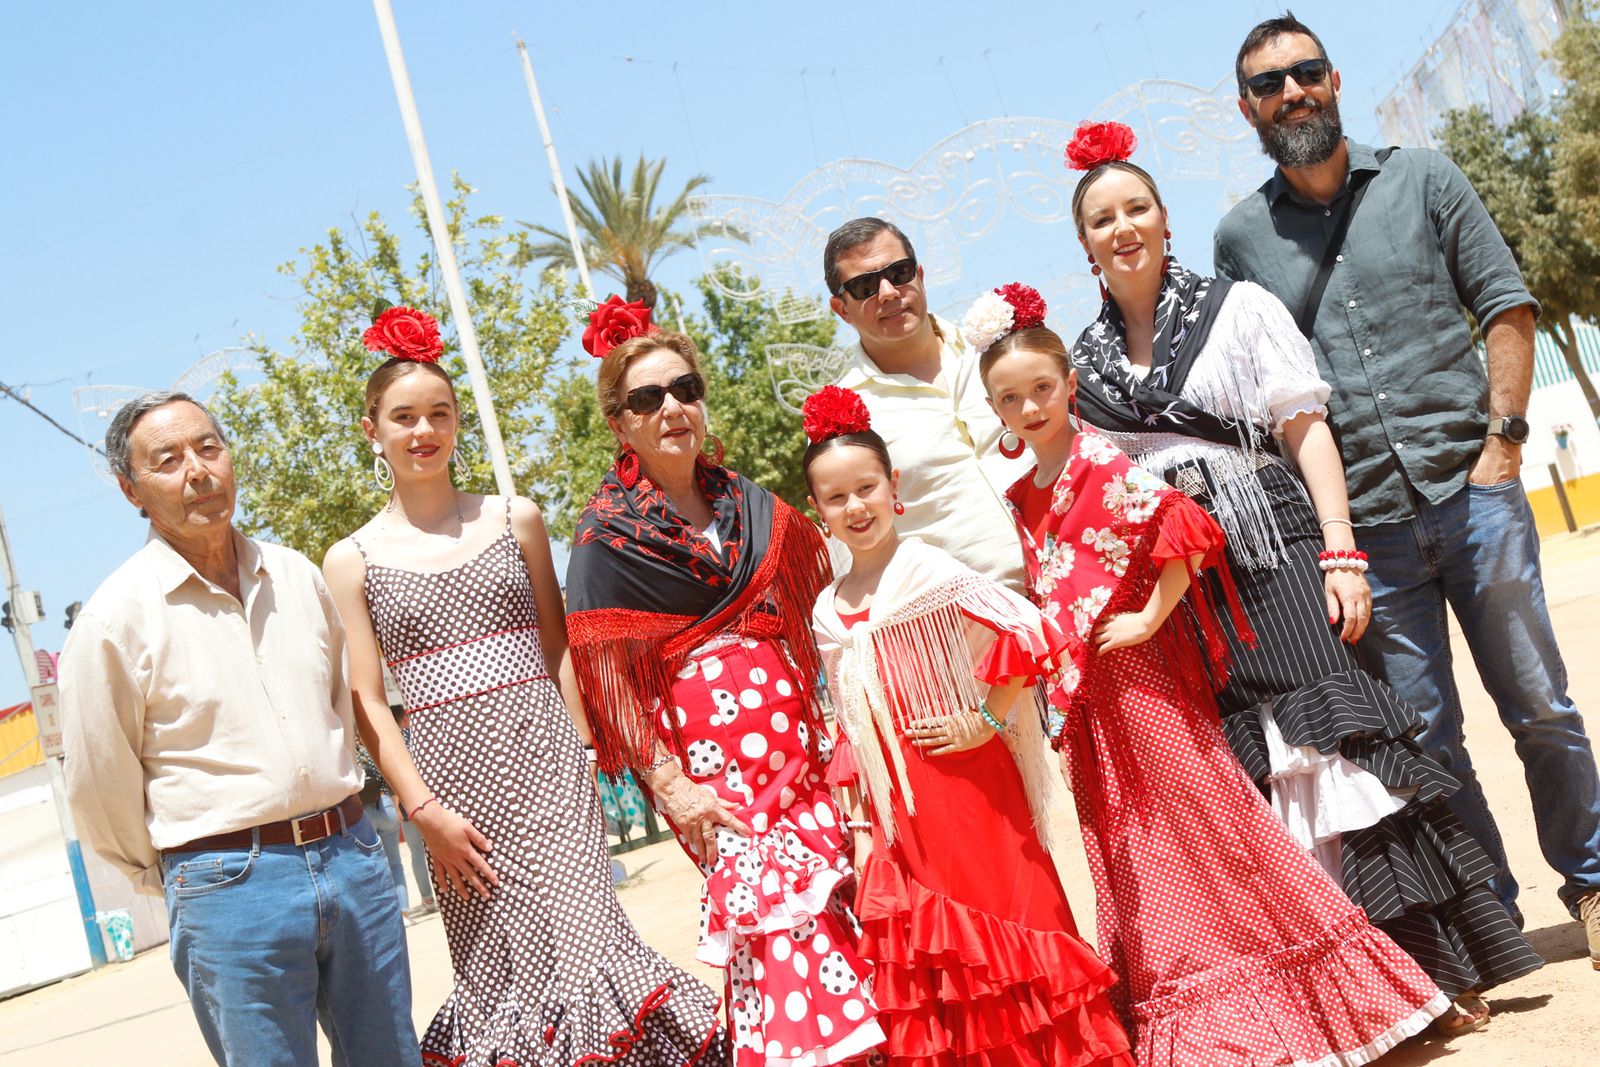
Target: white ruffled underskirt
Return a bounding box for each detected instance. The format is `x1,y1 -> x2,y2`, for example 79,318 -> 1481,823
1259,701 -> 1409,883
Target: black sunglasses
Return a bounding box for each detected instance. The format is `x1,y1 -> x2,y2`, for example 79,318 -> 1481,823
1245,58 -> 1330,99
624,371 -> 706,415
835,257 -> 918,301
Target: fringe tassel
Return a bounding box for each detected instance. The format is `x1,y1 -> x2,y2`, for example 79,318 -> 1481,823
570,505 -> 834,777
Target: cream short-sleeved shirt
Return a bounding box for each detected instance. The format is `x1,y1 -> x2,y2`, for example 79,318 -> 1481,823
835,316 -> 1030,590
59,528 -> 362,895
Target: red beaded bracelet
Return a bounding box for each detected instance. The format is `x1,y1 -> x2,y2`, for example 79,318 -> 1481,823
402,795 -> 439,821
1317,549 -> 1369,573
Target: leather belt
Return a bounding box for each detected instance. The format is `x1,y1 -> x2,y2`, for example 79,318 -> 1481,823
163,794 -> 364,854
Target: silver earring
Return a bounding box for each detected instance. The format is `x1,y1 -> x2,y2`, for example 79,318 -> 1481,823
371,443 -> 394,492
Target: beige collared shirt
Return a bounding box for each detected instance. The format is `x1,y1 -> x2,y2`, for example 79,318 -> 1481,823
60,527 -> 361,895
836,316 -> 1029,590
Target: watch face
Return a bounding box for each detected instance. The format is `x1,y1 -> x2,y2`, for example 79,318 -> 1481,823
1504,416 -> 1531,444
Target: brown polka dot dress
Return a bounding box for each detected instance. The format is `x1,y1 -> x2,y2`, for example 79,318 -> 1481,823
358,505 -> 727,1067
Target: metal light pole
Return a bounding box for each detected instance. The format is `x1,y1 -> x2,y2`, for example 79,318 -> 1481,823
371,0 -> 517,497
515,37 -> 596,301
0,501 -> 106,968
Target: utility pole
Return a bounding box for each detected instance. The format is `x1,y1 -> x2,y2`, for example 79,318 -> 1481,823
371,0 -> 517,497
514,37 -> 596,301
0,501 -> 106,968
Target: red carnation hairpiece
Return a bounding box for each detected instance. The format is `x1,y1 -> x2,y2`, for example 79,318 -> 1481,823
582,295 -> 655,359
363,306 -> 443,363
802,385 -> 872,445
1064,120 -> 1138,172
995,283 -> 1047,330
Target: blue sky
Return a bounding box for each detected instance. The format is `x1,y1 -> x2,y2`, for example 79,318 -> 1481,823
2,0 -> 1464,702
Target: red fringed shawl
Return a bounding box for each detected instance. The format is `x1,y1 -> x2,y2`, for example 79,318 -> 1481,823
1003,431 -> 1256,739
565,456 -> 833,775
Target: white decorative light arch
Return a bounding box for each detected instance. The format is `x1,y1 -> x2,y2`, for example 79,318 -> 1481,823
687,79 -> 1269,411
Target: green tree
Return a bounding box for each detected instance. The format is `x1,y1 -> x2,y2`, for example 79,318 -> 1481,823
213,176 -> 572,563
1552,1 -> 1600,239
522,155 -> 727,310
1438,105 -> 1600,421
538,271 -> 836,541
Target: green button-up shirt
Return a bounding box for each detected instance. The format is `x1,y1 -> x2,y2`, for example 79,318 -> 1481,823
1213,140 -> 1538,526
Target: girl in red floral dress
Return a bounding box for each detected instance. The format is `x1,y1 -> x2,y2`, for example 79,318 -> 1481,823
970,283 -> 1450,1066
802,385 -> 1135,1067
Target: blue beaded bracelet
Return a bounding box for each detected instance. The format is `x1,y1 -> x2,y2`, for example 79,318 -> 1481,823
978,701 -> 1006,733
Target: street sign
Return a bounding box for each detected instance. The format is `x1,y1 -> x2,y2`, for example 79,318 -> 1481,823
35,649 -> 57,684
30,682 -> 62,758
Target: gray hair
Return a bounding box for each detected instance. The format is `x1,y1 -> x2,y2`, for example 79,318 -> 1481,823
822,217 -> 916,297
105,391 -> 229,481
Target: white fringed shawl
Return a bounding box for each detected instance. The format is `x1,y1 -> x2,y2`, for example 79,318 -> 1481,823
812,538 -> 1065,849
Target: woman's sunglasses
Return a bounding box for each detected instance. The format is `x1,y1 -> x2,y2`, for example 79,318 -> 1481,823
1245,58 -> 1331,99
624,371 -> 706,415
835,257 -> 918,301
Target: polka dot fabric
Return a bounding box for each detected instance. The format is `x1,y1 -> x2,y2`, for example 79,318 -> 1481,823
1059,634 -> 1451,1066
664,637 -> 886,1066
359,507 -> 726,1067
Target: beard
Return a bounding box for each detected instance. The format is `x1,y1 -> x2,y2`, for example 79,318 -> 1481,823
1255,96 -> 1344,168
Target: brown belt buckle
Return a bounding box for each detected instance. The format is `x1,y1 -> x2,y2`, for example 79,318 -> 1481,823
291,810 -> 327,846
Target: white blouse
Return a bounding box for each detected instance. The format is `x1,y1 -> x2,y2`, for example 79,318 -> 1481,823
1136,280 -> 1331,437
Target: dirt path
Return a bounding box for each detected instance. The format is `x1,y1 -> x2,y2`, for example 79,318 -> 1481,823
3,529 -> 1597,1066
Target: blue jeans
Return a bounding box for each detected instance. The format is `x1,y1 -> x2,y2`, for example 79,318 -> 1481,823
1357,479 -> 1600,918
363,794 -> 409,910
161,811 -> 418,1066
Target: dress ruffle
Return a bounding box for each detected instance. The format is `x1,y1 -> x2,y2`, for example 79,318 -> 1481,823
421,941 -> 724,1067
699,825 -> 849,967
973,615 -> 1071,686
1130,910 -> 1447,1067
856,854 -> 1133,1066
1220,669 -> 1543,994
1341,804 -> 1544,995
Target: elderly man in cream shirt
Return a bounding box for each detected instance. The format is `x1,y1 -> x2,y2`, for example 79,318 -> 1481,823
824,217 -> 1030,589
59,392 -> 417,1067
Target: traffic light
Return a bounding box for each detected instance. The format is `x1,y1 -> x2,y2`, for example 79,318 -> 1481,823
64,601 -> 83,630
1,601 -> 11,633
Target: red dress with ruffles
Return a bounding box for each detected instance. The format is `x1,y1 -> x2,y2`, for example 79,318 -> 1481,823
1008,432 -> 1448,1066
833,606 -> 1134,1067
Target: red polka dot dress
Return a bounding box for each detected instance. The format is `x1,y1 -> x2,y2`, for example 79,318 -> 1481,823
663,636 -> 887,1066
1007,434 -> 1449,1066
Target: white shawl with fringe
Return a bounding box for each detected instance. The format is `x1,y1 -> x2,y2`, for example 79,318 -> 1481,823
812,538 -> 1065,849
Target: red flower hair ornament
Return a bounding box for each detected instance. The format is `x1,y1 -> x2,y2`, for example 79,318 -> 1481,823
363,306 -> 443,363
960,282 -> 1048,353
802,385 -> 873,444
582,295 -> 655,359
1064,120 -> 1138,172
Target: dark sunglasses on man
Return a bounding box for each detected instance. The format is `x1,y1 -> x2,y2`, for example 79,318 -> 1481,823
835,256 -> 918,301
1245,58 -> 1331,99
625,371 -> 706,415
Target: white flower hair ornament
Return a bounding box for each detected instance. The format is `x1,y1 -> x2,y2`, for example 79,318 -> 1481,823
959,282 -> 1049,354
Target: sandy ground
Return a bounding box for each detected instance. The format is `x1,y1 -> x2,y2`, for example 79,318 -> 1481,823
1,528 -> 1597,1066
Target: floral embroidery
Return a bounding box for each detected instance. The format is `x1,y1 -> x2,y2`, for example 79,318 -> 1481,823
1050,481 -> 1077,515
1082,527 -> 1131,578
1079,435 -> 1120,466
1069,586 -> 1113,638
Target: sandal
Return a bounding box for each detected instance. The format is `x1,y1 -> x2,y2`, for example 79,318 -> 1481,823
1429,1002 -> 1487,1039
1456,991 -> 1490,1025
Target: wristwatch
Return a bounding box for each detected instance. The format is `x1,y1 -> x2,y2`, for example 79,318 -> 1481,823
1487,415 -> 1530,445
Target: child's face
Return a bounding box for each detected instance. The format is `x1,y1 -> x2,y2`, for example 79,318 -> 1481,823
985,346 -> 1077,451
806,444 -> 900,556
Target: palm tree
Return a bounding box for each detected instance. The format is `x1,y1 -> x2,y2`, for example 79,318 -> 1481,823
523,154 -> 729,310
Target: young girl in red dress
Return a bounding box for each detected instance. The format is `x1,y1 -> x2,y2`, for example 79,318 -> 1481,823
801,385 -> 1135,1067
969,283 -> 1450,1065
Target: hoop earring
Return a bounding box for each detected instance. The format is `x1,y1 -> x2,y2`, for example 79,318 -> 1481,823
892,499 -> 906,515
998,430 -> 1026,460
701,433 -> 725,466
371,445 -> 394,492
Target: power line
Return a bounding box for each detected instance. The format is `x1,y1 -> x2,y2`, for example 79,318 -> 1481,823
0,381 -> 106,457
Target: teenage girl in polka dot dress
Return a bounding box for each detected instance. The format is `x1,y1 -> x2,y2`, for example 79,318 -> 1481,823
981,312 -> 1453,1065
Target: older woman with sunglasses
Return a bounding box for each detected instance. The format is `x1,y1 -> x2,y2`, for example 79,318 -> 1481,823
566,305 -> 885,1067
